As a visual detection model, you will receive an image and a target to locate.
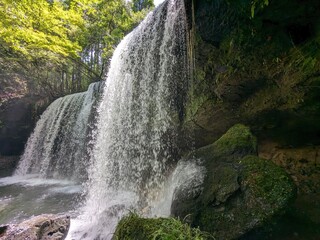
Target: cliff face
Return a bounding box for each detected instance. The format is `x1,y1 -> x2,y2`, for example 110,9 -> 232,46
0,97 -> 46,156
180,0 -> 320,237
184,0 -> 320,149
0,72 -> 49,157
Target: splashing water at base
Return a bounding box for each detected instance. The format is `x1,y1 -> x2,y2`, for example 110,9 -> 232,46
0,175 -> 82,225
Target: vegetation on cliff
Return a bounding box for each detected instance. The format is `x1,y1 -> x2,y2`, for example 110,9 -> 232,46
187,0 -> 320,148
114,213 -> 212,240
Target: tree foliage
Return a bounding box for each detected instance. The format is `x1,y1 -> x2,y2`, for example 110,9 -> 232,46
132,0 -> 154,12
0,0 -> 152,99
79,0 -> 150,77
0,0 -> 84,63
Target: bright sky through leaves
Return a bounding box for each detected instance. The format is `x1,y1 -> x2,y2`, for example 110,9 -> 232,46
154,0 -> 165,6
126,0 -> 165,6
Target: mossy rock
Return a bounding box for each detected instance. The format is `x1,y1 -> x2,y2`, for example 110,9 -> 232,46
241,155 -> 296,208
113,213 -> 212,240
173,124 -> 257,219
196,155 -> 296,239
171,124 -> 296,239
190,124 -> 257,162
213,124 -> 257,157
183,0 -> 320,149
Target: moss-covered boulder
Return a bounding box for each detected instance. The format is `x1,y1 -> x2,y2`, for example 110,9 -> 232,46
189,124 -> 257,161
113,213 -> 211,240
171,124 -> 296,239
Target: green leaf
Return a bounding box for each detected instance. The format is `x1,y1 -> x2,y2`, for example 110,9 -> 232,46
251,4 -> 256,18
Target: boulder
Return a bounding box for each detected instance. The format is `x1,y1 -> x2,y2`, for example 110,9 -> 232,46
0,214 -> 70,240
171,124 -> 296,239
259,142 -> 320,194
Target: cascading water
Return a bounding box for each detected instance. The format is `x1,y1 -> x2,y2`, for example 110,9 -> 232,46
69,0 -> 193,239
0,82 -> 102,225
1,0 -> 206,237
15,82 -> 103,181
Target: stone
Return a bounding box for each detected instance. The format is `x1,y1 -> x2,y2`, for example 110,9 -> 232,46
259,142 -> 320,194
171,124 -> 296,240
0,214 -> 70,240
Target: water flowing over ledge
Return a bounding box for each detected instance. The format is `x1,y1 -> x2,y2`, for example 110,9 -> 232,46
15,81 -> 103,181
8,0 -> 206,239
71,0 -> 192,238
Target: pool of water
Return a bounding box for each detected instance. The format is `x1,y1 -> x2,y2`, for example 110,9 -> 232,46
0,174 -> 82,225
1,174 -> 319,240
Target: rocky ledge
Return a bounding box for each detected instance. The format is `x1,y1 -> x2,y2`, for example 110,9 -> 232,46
0,214 -> 70,240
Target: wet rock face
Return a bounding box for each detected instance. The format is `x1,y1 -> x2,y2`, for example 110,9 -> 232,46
0,96 -> 49,156
0,214 -> 70,240
171,124 -> 296,240
182,0 -> 320,150
191,0 -> 238,47
0,156 -> 20,177
114,213 -> 209,240
259,142 -> 320,194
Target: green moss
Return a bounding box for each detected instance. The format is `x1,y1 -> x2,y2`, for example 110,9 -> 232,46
195,155 -> 295,239
184,124 -> 257,162
240,155 -> 296,207
185,94 -> 211,123
114,213 -> 212,240
202,165 -> 239,206
173,125 -> 297,239
213,124 -> 257,155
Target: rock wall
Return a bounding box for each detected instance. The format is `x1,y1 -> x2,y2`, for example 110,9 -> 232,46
183,0 -> 320,148
181,0 -> 320,199
0,156 -> 20,177
259,142 -> 320,194
0,96 -> 49,156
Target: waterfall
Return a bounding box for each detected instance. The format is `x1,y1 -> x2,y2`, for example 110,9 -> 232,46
11,0 -> 204,238
69,0 -> 191,239
15,82 -> 103,181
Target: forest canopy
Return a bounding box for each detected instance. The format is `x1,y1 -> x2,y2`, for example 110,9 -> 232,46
0,0 -> 153,98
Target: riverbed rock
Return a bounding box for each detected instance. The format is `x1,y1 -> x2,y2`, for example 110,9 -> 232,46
0,214 -> 70,240
171,124 -> 296,239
